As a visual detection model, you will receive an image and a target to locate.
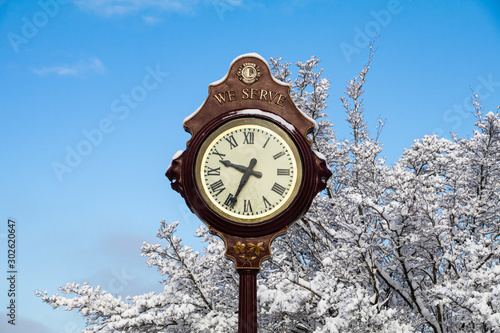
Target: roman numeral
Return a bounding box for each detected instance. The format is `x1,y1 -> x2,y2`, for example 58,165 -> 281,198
271,183 -> 286,196
210,180 -> 225,196
206,167 -> 220,176
243,132 -> 254,144
277,169 -> 290,176
262,196 -> 271,209
224,135 -> 238,149
263,137 -> 270,148
273,151 -> 285,160
224,193 -> 235,207
212,148 -> 226,160
244,200 -> 253,213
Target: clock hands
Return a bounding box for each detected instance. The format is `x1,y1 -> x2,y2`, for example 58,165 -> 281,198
220,160 -> 262,178
221,158 -> 261,208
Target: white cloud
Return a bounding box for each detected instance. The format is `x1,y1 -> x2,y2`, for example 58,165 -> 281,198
142,15 -> 164,25
73,0 -> 200,16
32,58 -> 106,77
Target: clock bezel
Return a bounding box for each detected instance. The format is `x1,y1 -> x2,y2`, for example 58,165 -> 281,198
194,116 -> 304,225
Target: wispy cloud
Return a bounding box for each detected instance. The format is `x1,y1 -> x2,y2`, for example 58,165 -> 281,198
142,15 -> 164,25
32,58 -> 106,77
73,0 -> 200,16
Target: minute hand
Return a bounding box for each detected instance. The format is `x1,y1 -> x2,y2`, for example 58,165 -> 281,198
220,160 -> 262,178
223,158 -> 261,208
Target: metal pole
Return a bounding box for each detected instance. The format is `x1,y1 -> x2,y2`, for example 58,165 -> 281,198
237,269 -> 259,333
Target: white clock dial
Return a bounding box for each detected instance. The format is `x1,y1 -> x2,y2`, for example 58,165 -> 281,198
195,117 -> 303,224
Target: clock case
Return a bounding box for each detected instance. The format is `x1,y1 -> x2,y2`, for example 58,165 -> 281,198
166,54 -> 331,269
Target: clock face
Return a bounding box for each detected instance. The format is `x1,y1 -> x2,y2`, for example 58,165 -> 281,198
194,117 -> 303,224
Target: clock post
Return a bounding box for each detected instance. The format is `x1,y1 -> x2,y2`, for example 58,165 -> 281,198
166,53 -> 331,332
238,269 -> 258,332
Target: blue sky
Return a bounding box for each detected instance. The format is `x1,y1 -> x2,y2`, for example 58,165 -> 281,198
0,0 -> 499,331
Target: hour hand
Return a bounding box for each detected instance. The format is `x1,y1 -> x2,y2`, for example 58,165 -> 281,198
220,160 -> 262,178
220,160 -> 247,173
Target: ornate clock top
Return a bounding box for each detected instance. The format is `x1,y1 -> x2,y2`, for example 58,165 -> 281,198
183,53 -> 317,147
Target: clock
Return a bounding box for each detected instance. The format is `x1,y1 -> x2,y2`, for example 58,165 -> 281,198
166,53 -> 331,239
194,116 -> 303,224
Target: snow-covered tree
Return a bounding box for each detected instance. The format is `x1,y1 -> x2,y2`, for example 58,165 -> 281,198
36,54 -> 500,333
